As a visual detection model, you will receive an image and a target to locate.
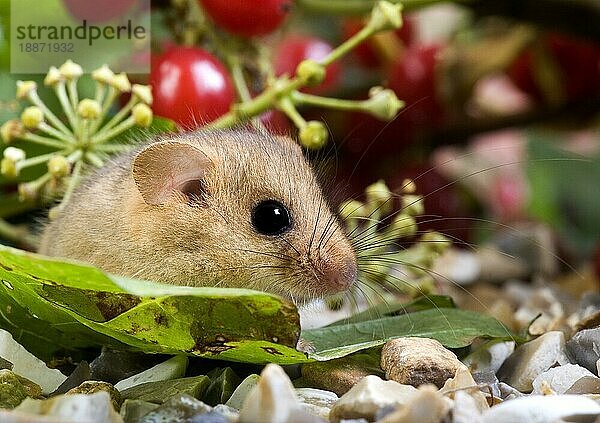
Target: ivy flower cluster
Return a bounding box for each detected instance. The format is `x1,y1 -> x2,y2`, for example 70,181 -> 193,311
339,180 -> 451,306
0,61 -> 153,218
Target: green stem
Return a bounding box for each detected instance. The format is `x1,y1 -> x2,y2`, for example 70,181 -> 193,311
296,0 -> 474,15
90,86 -> 117,134
85,151 -> 104,168
28,91 -> 72,137
228,57 -> 266,131
291,91 -> 368,111
91,116 -> 135,144
57,159 -> 83,211
209,78 -> 304,129
22,132 -> 67,149
94,81 -> 106,104
17,151 -> 66,170
38,122 -> 76,143
95,95 -> 137,138
277,96 -> 307,129
95,143 -> 133,153
68,79 -> 79,112
66,149 -> 83,163
54,82 -> 78,134
321,25 -> 375,66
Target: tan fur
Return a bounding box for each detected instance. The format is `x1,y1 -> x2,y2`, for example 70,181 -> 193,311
39,130 -> 356,302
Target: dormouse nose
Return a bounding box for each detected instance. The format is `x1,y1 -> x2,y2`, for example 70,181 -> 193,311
323,257 -> 357,293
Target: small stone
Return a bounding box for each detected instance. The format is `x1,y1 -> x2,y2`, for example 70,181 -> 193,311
565,376 -> 600,394
497,331 -> 570,392
138,394 -> 211,423
377,385 -> 451,423
188,411 -> 230,423
212,404 -> 239,422
0,329 -> 67,395
120,375 -> 209,404
0,357 -> 13,370
452,390 -> 484,423
532,363 -> 597,394
479,394 -> 600,423
328,375 -> 418,423
0,370 -> 30,409
566,327 -> 600,374
295,388 -> 338,420
440,366 -> 488,413
238,364 -> 301,423
114,355 -> 188,392
52,361 -> 91,395
119,399 -> 159,423
300,352 -> 384,396
225,374 -> 260,410
463,341 -> 515,374
204,367 -> 241,406
90,348 -> 163,385
381,337 -> 464,388
16,391 -> 123,423
67,381 -> 122,410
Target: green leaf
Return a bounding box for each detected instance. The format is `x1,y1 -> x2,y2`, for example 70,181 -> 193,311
302,308 -> 522,361
0,245 -> 307,364
0,245 -> 517,365
327,295 -> 456,326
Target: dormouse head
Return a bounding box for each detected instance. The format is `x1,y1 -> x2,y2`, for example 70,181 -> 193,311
131,130 -> 356,303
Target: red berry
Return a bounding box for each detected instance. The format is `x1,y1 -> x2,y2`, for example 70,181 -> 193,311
274,35 -> 341,95
388,43 -> 445,127
150,47 -> 235,128
199,0 -> 292,37
63,0 -> 136,23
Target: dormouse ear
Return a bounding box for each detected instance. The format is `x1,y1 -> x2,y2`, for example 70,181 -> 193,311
132,141 -> 212,206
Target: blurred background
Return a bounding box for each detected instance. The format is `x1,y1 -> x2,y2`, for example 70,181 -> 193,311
0,0 -> 599,287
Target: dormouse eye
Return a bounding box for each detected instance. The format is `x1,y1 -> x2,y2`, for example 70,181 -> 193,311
252,200 -> 292,236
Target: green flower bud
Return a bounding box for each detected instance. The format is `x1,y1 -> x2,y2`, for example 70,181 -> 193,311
16,81 -> 37,100
132,103 -> 153,127
132,84 -> 153,105
339,199 -> 368,220
3,146 -> 26,162
110,73 -> 131,92
400,178 -> 416,194
365,87 -> 404,121
401,194 -> 424,216
47,155 -> 70,178
299,121 -> 328,149
296,60 -> 326,87
1,158 -> 18,179
21,106 -> 44,129
77,99 -> 101,119
368,1 -> 403,32
91,64 -> 115,84
365,179 -> 393,214
1,120 -> 24,144
18,182 -> 39,202
420,231 -> 451,253
389,213 -> 417,238
59,59 -> 83,80
44,66 -> 63,86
